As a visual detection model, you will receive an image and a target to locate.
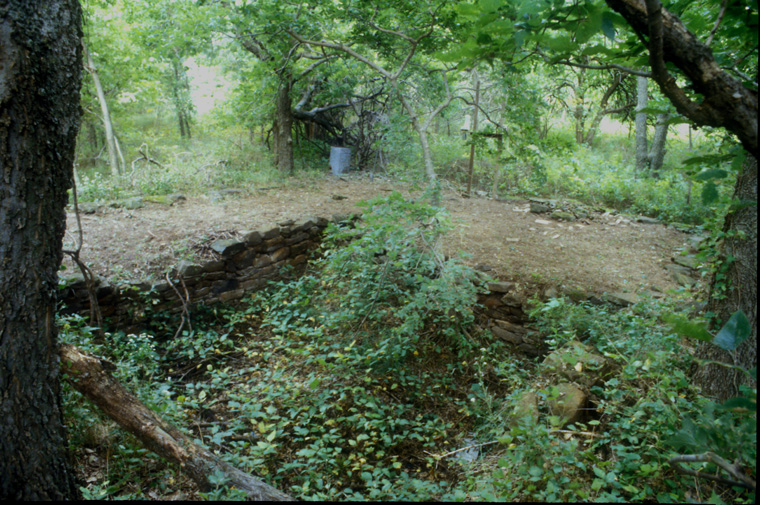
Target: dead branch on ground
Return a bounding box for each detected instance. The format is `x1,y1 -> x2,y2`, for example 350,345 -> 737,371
60,343 -> 294,501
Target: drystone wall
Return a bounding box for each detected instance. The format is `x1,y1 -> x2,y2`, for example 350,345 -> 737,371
59,215 -> 350,332
60,212 -> 539,358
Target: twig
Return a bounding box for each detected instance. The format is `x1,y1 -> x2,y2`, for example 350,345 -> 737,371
669,451 -> 756,490
426,440 -> 499,460
62,176 -> 104,334
165,272 -> 192,339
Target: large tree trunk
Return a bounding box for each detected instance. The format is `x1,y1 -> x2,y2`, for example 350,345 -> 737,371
0,0 -> 83,499
584,72 -> 629,146
694,155 -> 757,401
604,0 -> 758,402
634,75 -> 649,176
83,42 -> 122,177
60,345 -> 294,501
273,76 -> 295,174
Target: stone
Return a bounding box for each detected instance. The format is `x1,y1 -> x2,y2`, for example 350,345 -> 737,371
265,236 -> 285,251
491,326 -> 523,345
665,264 -> 698,286
561,286 -> 588,302
76,202 -> 102,214
122,197 -> 144,210
510,391 -> 539,426
178,260 -> 204,277
494,319 -> 528,335
210,239 -> 246,257
143,195 -> 175,205
672,255 -> 699,269
254,255 -> 273,268
541,340 -> 612,388
203,260 -> 225,273
292,217 -> 318,233
548,383 -> 587,426
271,247 -> 290,263
219,289 -> 244,302
551,210 -> 575,222
243,230 -> 263,245
262,227 -> 280,240
488,281 -> 515,293
530,202 -> 551,213
607,291 -> 638,306
544,287 -> 559,299
636,216 -> 661,224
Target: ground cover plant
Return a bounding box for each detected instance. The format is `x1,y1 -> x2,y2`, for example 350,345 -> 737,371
59,192 -> 755,502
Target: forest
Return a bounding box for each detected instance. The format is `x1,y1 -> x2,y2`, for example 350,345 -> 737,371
0,0 -> 756,501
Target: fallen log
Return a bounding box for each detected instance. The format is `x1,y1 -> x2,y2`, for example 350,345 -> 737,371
60,344 -> 294,501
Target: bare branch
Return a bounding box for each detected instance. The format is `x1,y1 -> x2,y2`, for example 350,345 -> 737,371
669,452 -> 756,490
705,0 -> 728,48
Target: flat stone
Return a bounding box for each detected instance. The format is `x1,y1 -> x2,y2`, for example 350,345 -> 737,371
243,230 -> 263,245
178,260 -> 204,277
530,202 -> 551,213
541,340 -> 612,388
122,197 -> 144,210
491,326 -> 523,345
672,255 -> 699,269
210,239 -> 246,257
607,291 -> 638,306
636,216 -> 661,224
488,281 -> 515,293
494,319 -> 527,335
551,210 -> 575,222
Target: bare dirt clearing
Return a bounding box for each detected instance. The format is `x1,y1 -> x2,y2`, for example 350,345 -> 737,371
63,174 -> 694,299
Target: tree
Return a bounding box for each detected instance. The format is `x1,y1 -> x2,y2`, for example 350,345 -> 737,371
0,0 -> 83,498
288,3 -> 459,181
605,0 -> 757,402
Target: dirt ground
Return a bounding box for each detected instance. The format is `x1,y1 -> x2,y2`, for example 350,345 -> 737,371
62,173 -> 694,299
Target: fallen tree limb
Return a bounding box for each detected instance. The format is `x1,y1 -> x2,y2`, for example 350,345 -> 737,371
60,344 -> 294,501
668,451 -> 756,490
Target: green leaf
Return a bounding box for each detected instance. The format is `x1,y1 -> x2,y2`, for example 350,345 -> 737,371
713,311 -> 751,351
693,168 -> 728,181
663,314 -> 713,342
717,396 -> 756,412
601,11 -> 616,41
701,181 -> 719,205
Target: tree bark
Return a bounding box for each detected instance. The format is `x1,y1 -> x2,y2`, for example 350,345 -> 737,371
0,0 -> 83,499
273,76 -> 295,174
694,155 -> 757,401
60,344 -> 294,501
605,0 -> 757,158
634,75 -> 649,176
648,112 -> 670,178
83,42 -> 122,177
605,0 -> 758,402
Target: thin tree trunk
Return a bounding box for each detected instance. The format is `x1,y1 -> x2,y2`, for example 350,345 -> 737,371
60,344 -> 294,500
83,42 -> 121,177
694,154 -> 757,401
0,0 -> 83,498
467,73 -> 480,196
634,75 -> 649,176
273,76 -> 295,174
648,112 -> 671,178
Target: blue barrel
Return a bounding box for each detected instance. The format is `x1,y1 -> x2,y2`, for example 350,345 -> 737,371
329,147 -> 351,176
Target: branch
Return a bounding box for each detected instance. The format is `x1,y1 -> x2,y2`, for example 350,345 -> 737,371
669,451 -> 756,490
287,31 -> 393,80
60,344 -> 294,501
298,54 -> 339,79
705,0 -> 728,48
605,0 -> 758,156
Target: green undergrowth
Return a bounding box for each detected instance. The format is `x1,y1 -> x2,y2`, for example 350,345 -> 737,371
59,191 -> 754,502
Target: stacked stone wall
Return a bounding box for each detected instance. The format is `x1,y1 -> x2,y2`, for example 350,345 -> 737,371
59,215 -> 345,331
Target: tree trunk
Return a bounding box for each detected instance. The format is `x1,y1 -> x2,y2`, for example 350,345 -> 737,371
648,112 -> 671,178
83,42 -> 121,177
694,154 -> 757,402
634,75 -> 649,176
0,1 -> 83,499
60,344 -> 294,501
273,76 -> 295,174
584,72 -> 629,146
